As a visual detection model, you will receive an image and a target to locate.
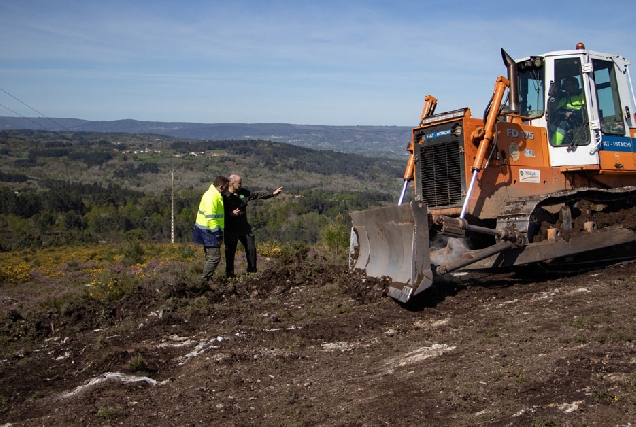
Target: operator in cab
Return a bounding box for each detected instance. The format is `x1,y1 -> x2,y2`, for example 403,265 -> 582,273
550,76 -> 585,146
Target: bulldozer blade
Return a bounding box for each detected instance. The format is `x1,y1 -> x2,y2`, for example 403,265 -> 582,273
349,201 -> 433,303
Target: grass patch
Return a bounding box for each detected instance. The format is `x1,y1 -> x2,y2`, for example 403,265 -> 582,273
482,330 -> 499,343
188,296 -> 210,316
593,388 -> 616,404
334,301 -> 349,315
511,370 -> 527,384
96,406 -> 118,420
613,331 -> 633,342
531,419 -> 564,427
128,354 -> 145,372
573,334 -> 587,344
570,315 -> 586,327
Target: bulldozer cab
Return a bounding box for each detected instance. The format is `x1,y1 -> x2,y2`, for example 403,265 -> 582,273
518,45 -> 636,168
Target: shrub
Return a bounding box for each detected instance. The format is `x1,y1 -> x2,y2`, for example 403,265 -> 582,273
321,218 -> 349,264
120,240 -> 145,265
0,262 -> 32,284
278,242 -> 310,265
87,271 -> 138,302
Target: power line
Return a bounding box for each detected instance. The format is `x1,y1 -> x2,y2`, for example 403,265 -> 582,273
0,87 -> 74,132
0,101 -> 52,131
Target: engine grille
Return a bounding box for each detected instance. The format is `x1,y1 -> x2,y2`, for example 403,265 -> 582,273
418,141 -> 463,208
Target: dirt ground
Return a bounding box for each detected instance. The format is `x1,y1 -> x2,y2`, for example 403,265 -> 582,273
1,256 -> 636,426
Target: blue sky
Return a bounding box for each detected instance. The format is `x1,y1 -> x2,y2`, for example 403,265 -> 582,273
1,0 -> 635,126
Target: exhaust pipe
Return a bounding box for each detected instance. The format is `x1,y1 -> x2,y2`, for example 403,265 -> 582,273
501,48 -> 519,115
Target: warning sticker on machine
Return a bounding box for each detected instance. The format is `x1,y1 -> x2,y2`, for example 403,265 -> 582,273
519,169 -> 540,183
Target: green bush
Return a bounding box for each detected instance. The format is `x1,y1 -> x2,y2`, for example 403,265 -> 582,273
321,214 -> 350,263
278,242 -> 310,265
120,240 -> 145,265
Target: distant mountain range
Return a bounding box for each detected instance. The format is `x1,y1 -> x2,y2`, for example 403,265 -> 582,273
0,117 -> 412,156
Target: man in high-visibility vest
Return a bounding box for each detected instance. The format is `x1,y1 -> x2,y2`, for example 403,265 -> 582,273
193,175 -> 230,284
551,76 -> 586,146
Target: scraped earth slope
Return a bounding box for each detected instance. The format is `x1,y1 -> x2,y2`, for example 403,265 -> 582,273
1,260 -> 636,426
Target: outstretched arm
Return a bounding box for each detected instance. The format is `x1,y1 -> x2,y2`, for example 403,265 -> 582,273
248,187 -> 283,200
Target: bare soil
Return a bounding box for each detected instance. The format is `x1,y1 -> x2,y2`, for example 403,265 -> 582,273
1,257 -> 636,426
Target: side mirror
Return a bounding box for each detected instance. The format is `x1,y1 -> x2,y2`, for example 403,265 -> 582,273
548,80 -> 556,102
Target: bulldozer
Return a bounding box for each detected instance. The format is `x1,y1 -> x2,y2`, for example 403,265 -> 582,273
349,43 -> 636,303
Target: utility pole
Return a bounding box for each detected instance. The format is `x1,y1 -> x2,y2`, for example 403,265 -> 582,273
170,167 -> 180,244
171,169 -> 175,244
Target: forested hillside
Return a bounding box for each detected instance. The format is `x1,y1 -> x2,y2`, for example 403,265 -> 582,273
0,130 -> 406,251
0,117 -> 413,155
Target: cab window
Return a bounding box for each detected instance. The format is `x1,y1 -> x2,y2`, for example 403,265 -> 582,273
518,62 -> 545,119
548,57 -> 590,146
592,59 -> 625,136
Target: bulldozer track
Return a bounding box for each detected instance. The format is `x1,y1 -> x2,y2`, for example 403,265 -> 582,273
496,186 -> 636,242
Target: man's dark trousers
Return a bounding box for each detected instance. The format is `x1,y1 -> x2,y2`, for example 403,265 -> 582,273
225,231 -> 257,276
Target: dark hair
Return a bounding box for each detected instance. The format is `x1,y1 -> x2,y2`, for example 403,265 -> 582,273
562,76 -> 579,87
213,175 -> 229,187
